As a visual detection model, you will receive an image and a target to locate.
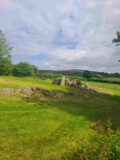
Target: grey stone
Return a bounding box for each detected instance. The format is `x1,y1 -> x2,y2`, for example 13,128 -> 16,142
52,76 -> 81,88
81,84 -> 88,89
65,77 -> 71,85
0,88 -> 15,95
60,76 -> 66,86
70,79 -> 81,87
52,78 -> 61,85
22,88 -> 32,93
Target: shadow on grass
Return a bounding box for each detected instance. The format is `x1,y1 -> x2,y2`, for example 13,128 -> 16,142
24,88 -> 120,130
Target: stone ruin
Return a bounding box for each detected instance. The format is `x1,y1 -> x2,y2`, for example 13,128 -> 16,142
52,76 -> 81,88
0,87 -> 73,98
0,77 -> 97,99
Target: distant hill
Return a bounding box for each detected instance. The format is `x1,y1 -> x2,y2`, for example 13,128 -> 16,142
39,69 -> 120,77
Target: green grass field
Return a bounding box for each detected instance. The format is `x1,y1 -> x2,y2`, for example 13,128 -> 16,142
92,77 -> 120,82
84,81 -> 120,96
0,76 -> 120,159
0,76 -> 68,91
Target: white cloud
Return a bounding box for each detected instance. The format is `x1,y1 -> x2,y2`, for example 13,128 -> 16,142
0,0 -> 12,10
60,0 -> 75,13
87,0 -> 97,8
0,0 -> 120,72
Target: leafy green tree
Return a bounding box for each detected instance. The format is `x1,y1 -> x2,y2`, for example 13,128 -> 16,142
0,30 -> 13,75
113,31 -> 120,46
13,62 -> 38,77
113,31 -> 120,62
83,70 -> 92,80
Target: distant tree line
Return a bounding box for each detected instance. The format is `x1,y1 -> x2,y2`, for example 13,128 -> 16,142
83,70 -> 93,80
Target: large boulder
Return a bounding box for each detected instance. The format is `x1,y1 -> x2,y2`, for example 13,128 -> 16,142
81,84 -> 88,89
65,77 -> 71,85
52,78 -> 61,85
70,79 -> 81,87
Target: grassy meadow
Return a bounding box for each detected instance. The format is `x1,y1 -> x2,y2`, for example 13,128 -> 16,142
0,76 -> 68,91
0,76 -> 120,160
84,81 -> 120,96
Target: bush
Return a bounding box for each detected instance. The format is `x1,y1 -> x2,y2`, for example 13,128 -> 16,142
13,62 -> 38,77
63,123 -> 120,160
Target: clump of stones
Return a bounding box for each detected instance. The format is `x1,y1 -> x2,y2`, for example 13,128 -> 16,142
52,76 -> 81,87
0,76 -> 96,98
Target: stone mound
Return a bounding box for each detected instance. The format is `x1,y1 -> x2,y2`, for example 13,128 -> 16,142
52,76 -> 81,87
0,87 -> 73,98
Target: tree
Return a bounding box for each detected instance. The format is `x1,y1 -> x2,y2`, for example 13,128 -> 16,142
32,64 -> 39,76
113,32 -> 120,46
83,70 -> 92,80
113,32 -> 120,62
0,30 -> 13,75
13,62 -> 38,77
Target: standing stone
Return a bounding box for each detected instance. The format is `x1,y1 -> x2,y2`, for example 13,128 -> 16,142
60,76 -> 66,86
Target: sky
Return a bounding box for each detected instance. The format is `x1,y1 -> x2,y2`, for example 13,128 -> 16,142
0,0 -> 120,72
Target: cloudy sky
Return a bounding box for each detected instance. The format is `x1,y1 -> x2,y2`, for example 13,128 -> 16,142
0,0 -> 120,72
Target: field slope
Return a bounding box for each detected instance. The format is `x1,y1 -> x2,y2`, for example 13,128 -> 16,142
0,76 -> 120,160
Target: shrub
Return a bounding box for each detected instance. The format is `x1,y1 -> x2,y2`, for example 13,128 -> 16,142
13,62 -> 38,77
63,123 -> 120,160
